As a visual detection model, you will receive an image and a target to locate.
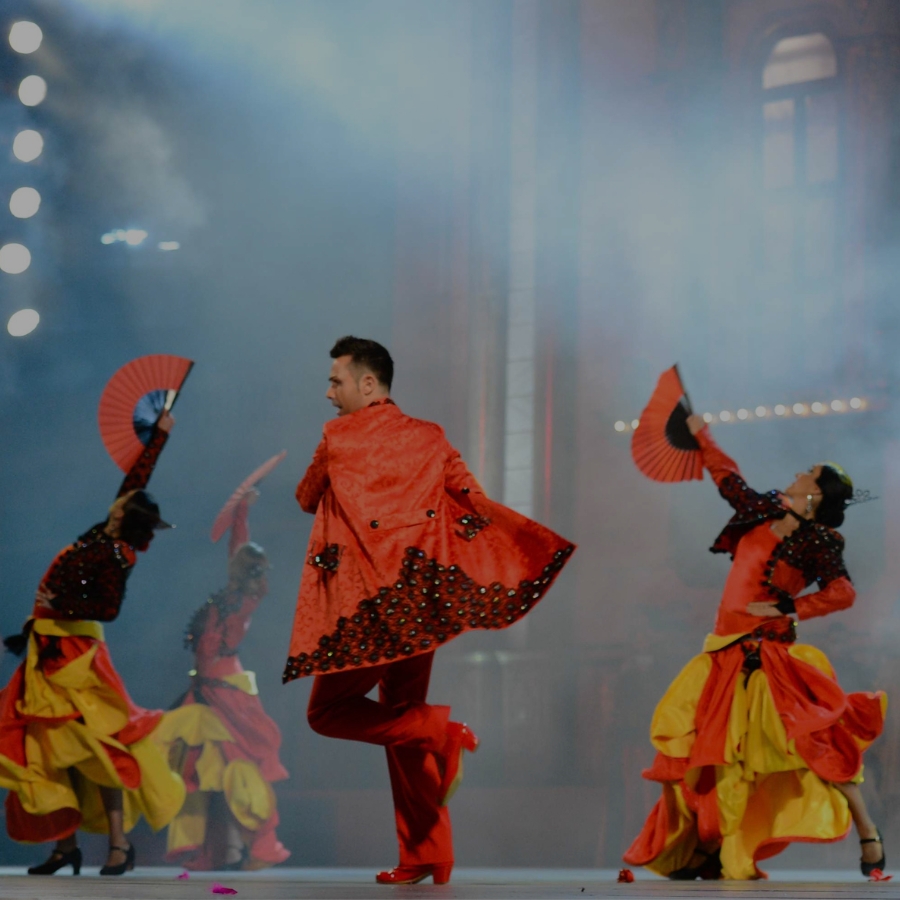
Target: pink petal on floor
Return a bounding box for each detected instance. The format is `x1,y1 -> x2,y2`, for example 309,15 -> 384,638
176,872 -> 190,880
210,884 -> 238,895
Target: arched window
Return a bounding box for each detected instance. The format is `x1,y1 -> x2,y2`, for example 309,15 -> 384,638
764,33 -> 837,90
762,33 -> 840,286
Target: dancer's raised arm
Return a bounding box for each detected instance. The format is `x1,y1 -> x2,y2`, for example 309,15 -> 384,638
687,414 -> 772,515
116,410 -> 173,497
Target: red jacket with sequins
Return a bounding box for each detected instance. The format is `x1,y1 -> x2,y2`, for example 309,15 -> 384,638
283,401 -> 575,681
34,428 -> 169,622
697,427 -> 854,621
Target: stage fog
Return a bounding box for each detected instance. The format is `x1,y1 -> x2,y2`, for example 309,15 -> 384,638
2,0 -> 900,872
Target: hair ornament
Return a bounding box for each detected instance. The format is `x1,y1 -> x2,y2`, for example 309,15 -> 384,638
846,488 -> 878,507
820,460 -> 853,490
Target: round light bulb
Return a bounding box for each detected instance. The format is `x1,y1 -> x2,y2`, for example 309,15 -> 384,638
12,130 -> 43,162
18,75 -> 47,107
737,408 -> 749,420
831,400 -> 845,412
774,405 -> 786,416
614,421 -> 626,433
849,397 -> 863,409
9,187 -> 41,218
0,243 -> 31,274
9,22 -> 43,54
7,308 -> 39,336
756,406 -> 768,417
631,419 -> 640,430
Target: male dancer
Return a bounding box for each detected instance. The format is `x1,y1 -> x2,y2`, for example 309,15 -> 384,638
284,336 -> 574,885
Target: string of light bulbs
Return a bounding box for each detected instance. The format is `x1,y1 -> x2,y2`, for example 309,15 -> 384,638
4,20 -> 45,338
614,397 -> 868,434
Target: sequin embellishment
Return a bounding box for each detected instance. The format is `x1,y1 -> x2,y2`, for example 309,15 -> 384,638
308,543 -> 343,573
283,544 -> 575,682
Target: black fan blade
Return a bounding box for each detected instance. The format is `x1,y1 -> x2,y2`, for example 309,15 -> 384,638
673,364 -> 693,415
665,400 -> 700,451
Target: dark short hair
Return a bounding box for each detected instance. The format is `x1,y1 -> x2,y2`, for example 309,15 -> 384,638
330,336 -> 393,390
815,465 -> 853,528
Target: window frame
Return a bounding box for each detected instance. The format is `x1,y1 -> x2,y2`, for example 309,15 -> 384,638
759,31 -> 844,289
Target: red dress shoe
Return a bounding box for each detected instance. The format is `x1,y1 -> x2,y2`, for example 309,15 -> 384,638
439,721 -> 479,806
375,864 -> 452,885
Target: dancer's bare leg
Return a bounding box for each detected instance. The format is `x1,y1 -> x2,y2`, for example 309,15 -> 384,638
225,817 -> 244,867
53,834 -> 77,854
99,786 -> 130,867
208,793 -> 245,867
52,772 -> 80,855
835,782 -> 882,864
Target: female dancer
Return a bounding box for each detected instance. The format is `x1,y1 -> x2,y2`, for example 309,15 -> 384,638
157,491 -> 290,870
624,416 -> 886,880
0,411 -> 185,876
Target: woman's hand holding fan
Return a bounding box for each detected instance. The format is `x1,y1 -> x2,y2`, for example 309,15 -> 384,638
98,354 -> 193,472
631,365 -> 704,483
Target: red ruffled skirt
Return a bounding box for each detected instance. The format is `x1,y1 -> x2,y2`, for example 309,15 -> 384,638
623,633 -> 886,879
0,618 -> 185,842
155,670 -> 290,870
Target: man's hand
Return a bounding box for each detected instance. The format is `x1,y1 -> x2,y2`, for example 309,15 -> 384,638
686,414 -> 706,436
158,410 -> 175,433
34,586 -> 57,610
746,601 -> 781,617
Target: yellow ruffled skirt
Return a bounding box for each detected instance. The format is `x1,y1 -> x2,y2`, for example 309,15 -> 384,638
624,635 -> 886,879
155,671 -> 290,869
0,618 -> 185,842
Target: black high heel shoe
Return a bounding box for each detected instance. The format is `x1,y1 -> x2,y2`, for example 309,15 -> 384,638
99,843 -> 135,876
669,847 -> 722,881
27,846 -> 82,876
860,830 -> 886,878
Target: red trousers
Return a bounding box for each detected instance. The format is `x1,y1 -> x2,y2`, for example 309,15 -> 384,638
307,652 -> 453,866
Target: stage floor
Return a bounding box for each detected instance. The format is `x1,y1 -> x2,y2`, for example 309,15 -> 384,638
0,868 -> 896,900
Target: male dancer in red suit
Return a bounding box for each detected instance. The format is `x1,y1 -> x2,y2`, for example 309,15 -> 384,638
284,336 -> 575,885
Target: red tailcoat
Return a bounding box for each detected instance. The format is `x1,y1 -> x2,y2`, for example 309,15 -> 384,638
283,401 -> 575,682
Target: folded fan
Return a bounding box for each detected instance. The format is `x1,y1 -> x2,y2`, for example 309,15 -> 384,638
631,365 -> 703,483
211,451 -> 288,556
98,354 -> 194,472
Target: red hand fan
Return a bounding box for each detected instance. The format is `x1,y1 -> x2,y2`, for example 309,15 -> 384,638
98,355 -> 194,472
211,451 -> 288,549
631,365 -> 703,483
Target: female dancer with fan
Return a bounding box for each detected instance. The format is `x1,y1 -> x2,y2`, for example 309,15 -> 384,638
624,369 -> 886,880
156,456 -> 290,871
0,407 -> 186,876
